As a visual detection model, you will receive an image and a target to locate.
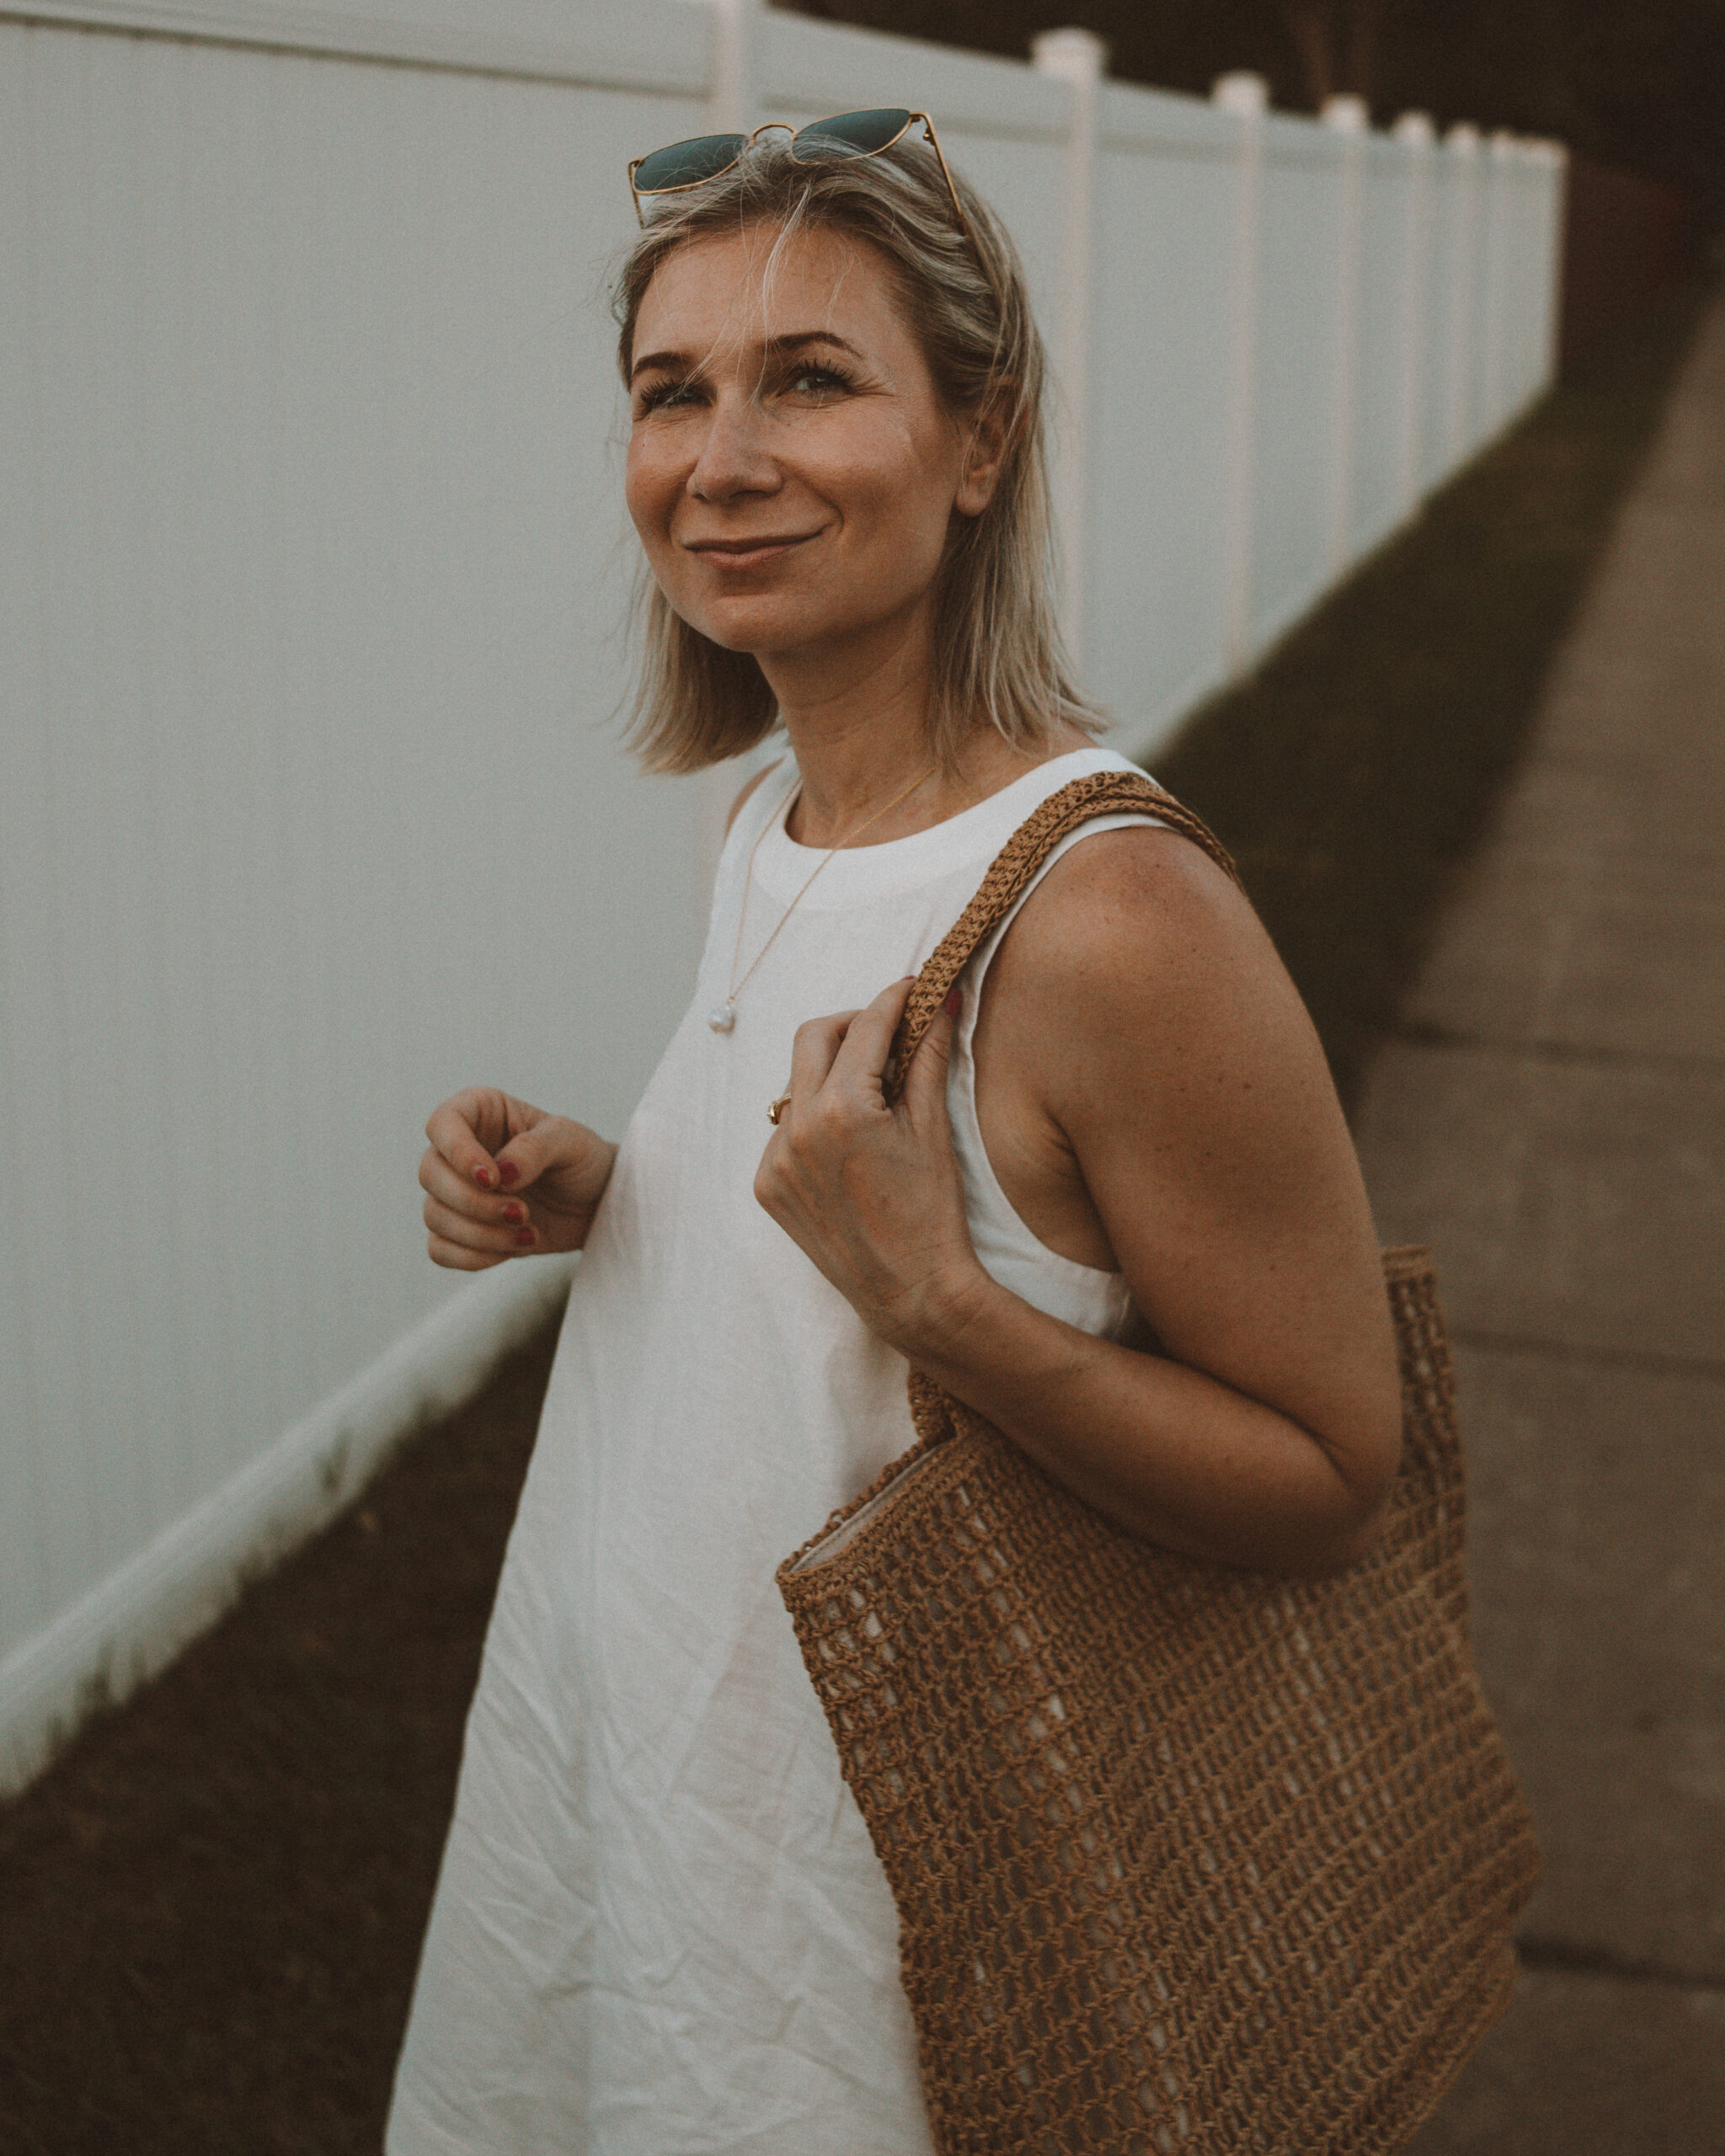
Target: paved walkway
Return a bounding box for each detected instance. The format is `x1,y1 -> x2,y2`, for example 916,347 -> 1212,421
1355,295 -> 1725,2154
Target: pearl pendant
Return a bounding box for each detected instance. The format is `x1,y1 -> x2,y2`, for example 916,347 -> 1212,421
707,1003 -> 736,1034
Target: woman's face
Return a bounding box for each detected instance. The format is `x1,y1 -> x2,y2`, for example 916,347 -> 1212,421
625,222 -> 998,675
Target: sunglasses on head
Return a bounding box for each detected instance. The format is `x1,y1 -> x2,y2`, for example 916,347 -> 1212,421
627,106 -> 976,255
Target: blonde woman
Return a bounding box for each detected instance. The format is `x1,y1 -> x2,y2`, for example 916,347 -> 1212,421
389,115 -> 1401,2154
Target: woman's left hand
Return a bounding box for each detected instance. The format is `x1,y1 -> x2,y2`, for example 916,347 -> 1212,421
754,976 -> 984,1354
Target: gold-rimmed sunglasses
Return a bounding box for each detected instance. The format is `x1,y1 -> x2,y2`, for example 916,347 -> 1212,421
627,107 -> 975,253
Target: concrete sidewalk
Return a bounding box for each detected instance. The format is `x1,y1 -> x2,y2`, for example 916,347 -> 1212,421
1355,294 -> 1725,2154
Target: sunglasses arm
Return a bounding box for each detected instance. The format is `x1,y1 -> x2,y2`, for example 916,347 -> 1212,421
913,114 -> 977,253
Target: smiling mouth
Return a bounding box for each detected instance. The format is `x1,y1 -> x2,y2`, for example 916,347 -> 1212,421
684,533 -> 820,565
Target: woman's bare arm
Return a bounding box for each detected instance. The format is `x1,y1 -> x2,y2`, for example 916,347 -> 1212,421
752,832 -> 1402,1577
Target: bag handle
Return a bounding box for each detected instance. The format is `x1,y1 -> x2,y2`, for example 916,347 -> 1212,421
884,771 -> 1242,1104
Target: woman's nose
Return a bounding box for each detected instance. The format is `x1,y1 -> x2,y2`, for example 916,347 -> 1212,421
686,391 -> 781,503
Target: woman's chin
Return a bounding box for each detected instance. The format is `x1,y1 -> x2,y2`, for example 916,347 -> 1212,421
686,600 -> 814,660
691,619 -> 770,656
679,590 -> 900,672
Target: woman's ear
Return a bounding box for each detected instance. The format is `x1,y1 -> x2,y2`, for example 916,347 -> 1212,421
954,394 -> 1014,519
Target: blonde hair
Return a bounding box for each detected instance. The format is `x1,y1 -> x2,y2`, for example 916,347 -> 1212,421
612,131 -> 1103,773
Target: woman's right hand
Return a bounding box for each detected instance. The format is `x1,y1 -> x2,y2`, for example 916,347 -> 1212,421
419,1086 -> 618,1271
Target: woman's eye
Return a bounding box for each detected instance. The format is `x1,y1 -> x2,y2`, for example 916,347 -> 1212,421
636,378 -> 701,415
782,364 -> 853,399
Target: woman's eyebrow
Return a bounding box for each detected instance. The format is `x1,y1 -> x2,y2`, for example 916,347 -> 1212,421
760,331 -> 865,363
629,346 -> 693,382
630,329 -> 864,384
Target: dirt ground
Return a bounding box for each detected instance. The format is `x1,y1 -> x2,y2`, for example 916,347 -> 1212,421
0,1323 -> 563,2156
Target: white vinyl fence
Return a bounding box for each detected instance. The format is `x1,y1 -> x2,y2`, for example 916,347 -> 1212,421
0,0 -> 1565,1790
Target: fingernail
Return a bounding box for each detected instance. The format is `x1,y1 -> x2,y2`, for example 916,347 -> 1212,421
498,1161 -> 520,1187
473,1165 -> 494,1188
513,1227 -> 537,1248
943,989 -> 962,1017
501,1202 -> 526,1225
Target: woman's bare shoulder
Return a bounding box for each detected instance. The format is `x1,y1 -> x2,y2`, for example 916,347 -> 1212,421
1000,821 -> 1274,1007
986,820 -> 1332,1139
990,825 -> 1387,1414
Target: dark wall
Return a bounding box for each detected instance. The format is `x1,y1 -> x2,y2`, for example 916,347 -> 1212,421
1560,157 -> 1696,371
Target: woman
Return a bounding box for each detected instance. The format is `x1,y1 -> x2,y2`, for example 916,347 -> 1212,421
389,120 -> 1402,2154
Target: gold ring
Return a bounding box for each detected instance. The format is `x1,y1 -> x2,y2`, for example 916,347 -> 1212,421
766,1093 -> 793,1126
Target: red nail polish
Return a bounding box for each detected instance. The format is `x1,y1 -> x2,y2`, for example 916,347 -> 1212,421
513,1228 -> 536,1248
943,989 -> 962,1017
501,1202 -> 526,1225
498,1160 -> 520,1187
473,1165 -> 494,1188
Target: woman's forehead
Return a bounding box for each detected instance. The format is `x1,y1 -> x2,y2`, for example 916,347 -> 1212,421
634,223 -> 909,354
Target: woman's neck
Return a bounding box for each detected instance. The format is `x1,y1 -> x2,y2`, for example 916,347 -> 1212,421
766,625 -> 1086,850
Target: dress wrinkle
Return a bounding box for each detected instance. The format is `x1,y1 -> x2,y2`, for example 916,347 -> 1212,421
387,747 -> 1162,2155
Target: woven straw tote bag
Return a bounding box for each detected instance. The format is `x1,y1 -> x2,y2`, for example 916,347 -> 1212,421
777,771 -> 1541,2156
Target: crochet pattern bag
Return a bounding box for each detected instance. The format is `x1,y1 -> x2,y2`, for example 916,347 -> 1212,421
777,771 -> 1540,2156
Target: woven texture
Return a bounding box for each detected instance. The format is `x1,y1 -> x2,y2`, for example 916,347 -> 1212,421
777,776 -> 1540,2155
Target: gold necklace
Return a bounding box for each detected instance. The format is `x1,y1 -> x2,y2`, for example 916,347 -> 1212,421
707,763 -> 939,1034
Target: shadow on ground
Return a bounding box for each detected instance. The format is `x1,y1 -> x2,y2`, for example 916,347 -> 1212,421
1157,280 -> 1711,1112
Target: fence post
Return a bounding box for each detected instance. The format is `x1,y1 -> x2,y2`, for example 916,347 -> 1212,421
1442,121 -> 1481,464
1481,130 -> 1517,435
1536,141 -> 1568,391
1517,139 -> 1546,407
1392,111 -> 1435,515
1031,27 -> 1107,674
1322,93 -> 1367,576
1214,71 -> 1268,679
705,0 -> 760,134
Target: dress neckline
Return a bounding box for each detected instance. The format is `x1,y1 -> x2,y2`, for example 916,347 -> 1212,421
748,746 -> 1140,906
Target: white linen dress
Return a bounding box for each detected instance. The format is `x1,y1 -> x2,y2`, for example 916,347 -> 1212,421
387,745 -> 1165,2154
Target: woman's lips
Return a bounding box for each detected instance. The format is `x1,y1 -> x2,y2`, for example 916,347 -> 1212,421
684,533 -> 819,570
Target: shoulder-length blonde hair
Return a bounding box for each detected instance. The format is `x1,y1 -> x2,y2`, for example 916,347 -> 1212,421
612,131 -> 1103,773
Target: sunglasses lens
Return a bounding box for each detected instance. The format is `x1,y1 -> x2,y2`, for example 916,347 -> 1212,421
790,108 -> 913,162
633,133 -> 749,194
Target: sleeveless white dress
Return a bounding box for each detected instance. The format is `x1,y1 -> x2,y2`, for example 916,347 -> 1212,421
387,745 -> 1165,2155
